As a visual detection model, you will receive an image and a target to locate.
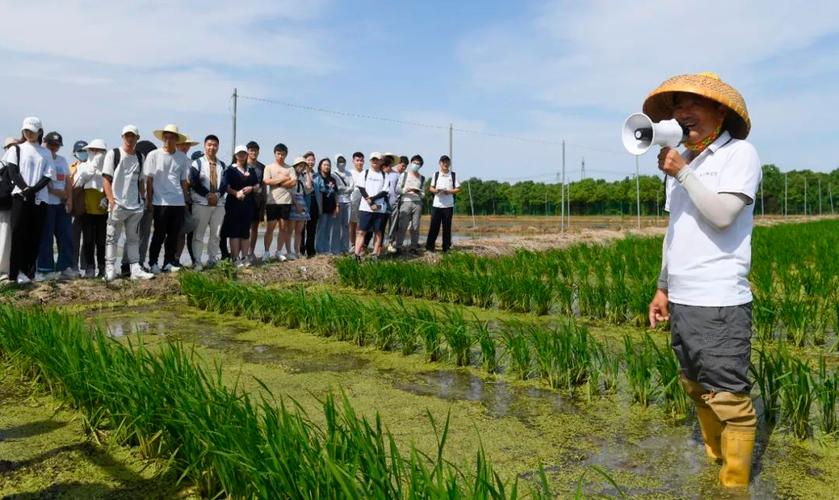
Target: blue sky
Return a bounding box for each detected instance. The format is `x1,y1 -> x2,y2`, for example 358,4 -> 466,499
1,0 -> 837,182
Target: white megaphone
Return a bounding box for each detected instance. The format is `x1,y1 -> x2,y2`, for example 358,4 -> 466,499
621,113 -> 689,155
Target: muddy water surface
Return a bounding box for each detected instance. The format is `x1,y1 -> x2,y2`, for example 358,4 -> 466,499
81,301 -> 839,498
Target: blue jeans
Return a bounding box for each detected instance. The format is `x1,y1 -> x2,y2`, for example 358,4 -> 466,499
316,211 -> 337,254
37,204 -> 74,272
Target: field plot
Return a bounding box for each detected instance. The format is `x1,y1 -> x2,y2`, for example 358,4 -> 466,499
1,219 -> 837,498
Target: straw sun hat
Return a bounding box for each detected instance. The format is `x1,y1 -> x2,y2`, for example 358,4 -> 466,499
153,124 -> 187,143
642,72 -> 751,139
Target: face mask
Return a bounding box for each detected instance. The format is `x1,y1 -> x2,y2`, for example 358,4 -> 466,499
411,163 -> 422,172
75,151 -> 89,162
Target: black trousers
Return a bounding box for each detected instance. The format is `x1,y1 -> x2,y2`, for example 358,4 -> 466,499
9,196 -> 46,280
301,195 -> 320,257
82,213 -> 107,274
149,205 -> 184,267
425,207 -> 453,252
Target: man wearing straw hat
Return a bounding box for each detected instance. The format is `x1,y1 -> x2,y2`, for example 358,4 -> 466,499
646,72 -> 761,488
144,124 -> 191,274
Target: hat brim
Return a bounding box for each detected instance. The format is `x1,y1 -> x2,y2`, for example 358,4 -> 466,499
153,129 -> 187,143
642,74 -> 751,140
179,141 -> 200,147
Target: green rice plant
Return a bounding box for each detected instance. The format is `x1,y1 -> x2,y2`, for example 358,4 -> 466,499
501,321 -> 532,380
623,335 -> 657,407
0,305 -> 529,498
528,320 -> 596,391
593,344 -> 620,394
473,317 -> 498,374
414,304 -> 443,363
647,336 -> 689,418
441,306 -> 473,367
751,347 -> 790,425
816,357 -> 837,435
780,357 -> 815,439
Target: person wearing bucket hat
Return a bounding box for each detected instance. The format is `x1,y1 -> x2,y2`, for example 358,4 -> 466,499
144,124 -> 191,274
101,125 -> 154,281
2,117 -> 56,284
221,145 -> 260,267
288,156 -> 312,259
35,131 -> 77,281
73,139 -> 109,278
645,72 -> 761,489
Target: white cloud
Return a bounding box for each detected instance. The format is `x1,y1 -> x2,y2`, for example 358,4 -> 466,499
454,0 -> 839,174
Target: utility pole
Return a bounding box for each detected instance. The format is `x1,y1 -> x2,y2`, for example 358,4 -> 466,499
448,123 -> 453,160
804,176 -> 808,216
784,172 -> 788,218
561,140 -> 566,233
635,155 -> 641,229
830,183 -> 835,214
231,88 -> 238,159
760,180 -> 765,217
818,178 -> 822,215
581,157 -> 586,181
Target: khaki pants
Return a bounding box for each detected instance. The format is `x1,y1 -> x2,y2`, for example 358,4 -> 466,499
191,203 -> 225,265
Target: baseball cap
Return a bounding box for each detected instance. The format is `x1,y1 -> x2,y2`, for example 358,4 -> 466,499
21,116 -> 43,133
234,145 -> 248,155
44,131 -> 63,146
122,124 -> 140,137
370,151 -> 383,160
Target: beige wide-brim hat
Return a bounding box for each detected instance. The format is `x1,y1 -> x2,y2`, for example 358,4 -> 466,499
153,124 -> 187,143
642,72 -> 751,140
177,134 -> 200,147
292,156 -> 307,167
382,152 -> 400,165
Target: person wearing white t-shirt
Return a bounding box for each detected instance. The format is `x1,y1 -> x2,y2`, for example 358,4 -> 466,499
35,132 -> 76,281
348,152 -> 365,251
2,117 -> 56,284
144,124 -> 191,274
353,152 -> 389,259
425,155 -> 460,253
102,125 -> 154,281
645,73 -> 761,489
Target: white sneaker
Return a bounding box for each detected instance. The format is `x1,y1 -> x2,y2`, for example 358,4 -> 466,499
104,270 -> 117,282
386,245 -> 397,254
16,274 -> 32,285
130,263 -> 154,280
149,264 -> 162,275
34,272 -> 50,282
193,263 -> 204,272
61,268 -> 80,279
288,252 -> 298,261
235,259 -> 246,269
162,263 -> 181,273
276,252 -> 287,262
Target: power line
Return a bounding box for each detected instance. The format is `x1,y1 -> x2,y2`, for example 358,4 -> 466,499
237,93 -> 627,154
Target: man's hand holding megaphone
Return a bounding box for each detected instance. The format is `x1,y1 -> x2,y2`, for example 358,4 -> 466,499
657,147 -> 687,177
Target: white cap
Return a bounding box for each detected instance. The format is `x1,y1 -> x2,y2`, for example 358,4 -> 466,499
122,124 -> 140,137
21,116 -> 43,133
83,138 -> 108,151
369,151 -> 382,160
234,144 -> 248,155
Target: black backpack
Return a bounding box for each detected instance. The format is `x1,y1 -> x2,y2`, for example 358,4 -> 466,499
0,145 -> 21,210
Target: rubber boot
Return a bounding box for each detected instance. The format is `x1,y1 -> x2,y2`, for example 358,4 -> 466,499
719,427 -> 756,488
679,372 -> 722,462
705,391 -> 757,488
696,405 -> 723,462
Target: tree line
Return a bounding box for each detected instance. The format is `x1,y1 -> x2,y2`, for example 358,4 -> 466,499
433,166 -> 839,216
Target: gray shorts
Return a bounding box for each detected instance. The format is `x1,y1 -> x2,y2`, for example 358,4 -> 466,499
670,302 -> 753,394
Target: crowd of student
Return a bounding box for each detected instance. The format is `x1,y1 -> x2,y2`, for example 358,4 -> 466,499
0,117 -> 462,284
